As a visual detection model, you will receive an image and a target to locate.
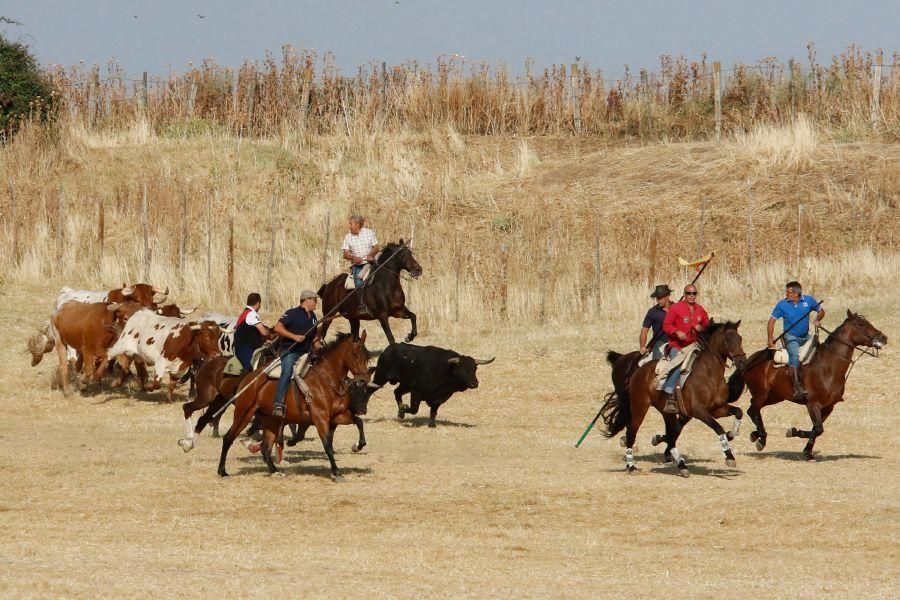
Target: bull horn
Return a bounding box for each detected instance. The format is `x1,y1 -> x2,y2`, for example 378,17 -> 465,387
447,357 -> 460,364
179,306 -> 197,316
152,293 -> 169,304
107,302 -> 122,312
121,286 -> 134,296
189,323 -> 202,331
366,382 -> 382,389
473,357 -> 495,365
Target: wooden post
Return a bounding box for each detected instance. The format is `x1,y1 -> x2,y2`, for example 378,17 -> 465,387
571,63 -> 582,134
98,198 -> 105,262
179,189 -> 188,280
141,71 -> 148,111
231,69 -> 239,116
300,68 -> 312,126
207,192 -> 214,281
713,61 -> 722,138
265,195 -> 278,300
871,53 -> 883,130
796,203 -> 803,268
380,61 -> 388,116
787,59 -> 796,115
499,243 -> 509,319
320,212 -> 331,284
647,225 -> 657,287
246,77 -> 257,129
593,216 -> 601,307
746,191 -> 754,278
142,183 -> 150,282
454,235 -> 462,322
56,183 -> 64,268
697,197 -> 707,258
227,215 -> 234,293
7,178 -> 18,267
187,72 -> 199,118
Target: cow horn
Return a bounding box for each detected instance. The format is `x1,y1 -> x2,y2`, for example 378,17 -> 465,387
366,382 -> 382,390
107,302 -> 122,312
179,306 -> 197,316
121,286 -> 134,296
473,357 -> 495,365
447,357 -> 460,364
153,293 -> 168,304
189,323 -> 202,331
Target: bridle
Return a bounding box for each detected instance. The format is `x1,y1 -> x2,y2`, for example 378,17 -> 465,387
816,321 -> 882,378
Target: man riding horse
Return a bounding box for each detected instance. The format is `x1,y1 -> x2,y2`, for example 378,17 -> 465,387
661,284 -> 709,414
341,215 -> 379,314
640,284 -> 673,360
767,281 -> 824,400
271,290 -> 321,418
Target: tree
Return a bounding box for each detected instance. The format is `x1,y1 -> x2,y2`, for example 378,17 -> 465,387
0,30 -> 54,135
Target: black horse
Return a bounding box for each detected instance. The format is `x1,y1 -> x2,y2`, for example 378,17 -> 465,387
318,240 -> 422,344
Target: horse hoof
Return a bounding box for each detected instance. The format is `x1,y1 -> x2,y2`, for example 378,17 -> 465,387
211,431 -> 221,439
663,453 -> 673,464
269,471 -> 285,478
218,469 -> 229,478
725,458 -> 737,468
755,438 -> 766,452
678,466 -> 690,478
786,427 -> 796,438
177,438 -> 194,452
726,432 -> 735,442
804,453 -> 816,462
244,442 -> 261,454
750,431 -> 759,442
331,473 -> 345,482
351,444 -> 364,453
626,465 -> 638,474
286,439 -> 298,447
651,434 -> 665,447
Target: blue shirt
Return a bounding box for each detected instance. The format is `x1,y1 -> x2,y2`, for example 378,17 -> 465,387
771,294 -> 820,336
642,305 -> 669,343
277,307 -> 317,353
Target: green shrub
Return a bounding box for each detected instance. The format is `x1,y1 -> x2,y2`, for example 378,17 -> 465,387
0,32 -> 54,135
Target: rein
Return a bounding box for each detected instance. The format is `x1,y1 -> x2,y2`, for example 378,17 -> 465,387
816,324 -> 880,379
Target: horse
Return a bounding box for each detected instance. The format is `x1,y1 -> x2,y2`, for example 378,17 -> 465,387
216,332 -> 380,479
317,241 -> 422,344
599,320 -> 747,475
728,310 -> 887,460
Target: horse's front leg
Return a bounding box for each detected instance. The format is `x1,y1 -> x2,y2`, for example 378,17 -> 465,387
351,416 -> 366,452
314,419 -> 341,480
287,424 -> 310,447
655,413 -> 689,476
377,315 -> 396,345
787,403 -> 831,460
402,307 -> 417,343
693,408 -> 737,468
726,405 -> 744,441
748,396 -> 769,451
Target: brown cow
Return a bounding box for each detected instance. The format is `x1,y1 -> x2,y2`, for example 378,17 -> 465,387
51,300 -> 143,394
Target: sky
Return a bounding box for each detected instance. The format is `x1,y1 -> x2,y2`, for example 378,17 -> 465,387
0,1 -> 897,78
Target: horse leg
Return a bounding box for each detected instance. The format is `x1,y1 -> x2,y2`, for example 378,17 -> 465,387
349,318 -> 360,341
726,405 -> 744,441
402,307 -> 417,343
748,396 -> 769,451
218,400 -> 258,477
260,417 -> 280,475
377,315 -> 396,345
624,393 -> 650,474
693,408 -> 738,467
351,416 -> 366,452
314,419 -> 341,480
287,424 -> 311,447
787,403 -> 829,460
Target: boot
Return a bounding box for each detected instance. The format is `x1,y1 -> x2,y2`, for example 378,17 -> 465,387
662,391 -> 679,414
356,288 -> 369,316
272,403 -> 285,418
789,367 -> 807,400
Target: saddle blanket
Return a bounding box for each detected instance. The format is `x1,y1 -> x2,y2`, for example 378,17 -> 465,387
773,336 -> 816,367
266,352 -> 310,379
223,346 -> 268,377
344,263 -> 372,289
654,343 -> 700,391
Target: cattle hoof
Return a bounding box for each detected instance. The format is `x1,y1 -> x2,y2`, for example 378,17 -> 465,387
177,438 -> 194,452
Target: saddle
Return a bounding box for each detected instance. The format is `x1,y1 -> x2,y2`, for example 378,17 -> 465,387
223,345 -> 268,377
654,343 -> 700,390
773,336 -> 817,367
344,264 -> 372,290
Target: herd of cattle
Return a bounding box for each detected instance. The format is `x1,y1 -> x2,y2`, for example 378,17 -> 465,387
28,282 -> 494,475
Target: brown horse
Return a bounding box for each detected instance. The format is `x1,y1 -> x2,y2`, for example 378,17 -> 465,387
600,321 -> 747,475
318,241 -> 422,344
217,332 -> 379,479
728,310 -> 887,460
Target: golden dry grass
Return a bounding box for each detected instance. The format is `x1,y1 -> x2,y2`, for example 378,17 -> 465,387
1,279 -> 897,598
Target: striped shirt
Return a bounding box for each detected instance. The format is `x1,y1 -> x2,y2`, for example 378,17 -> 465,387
341,228 -> 378,260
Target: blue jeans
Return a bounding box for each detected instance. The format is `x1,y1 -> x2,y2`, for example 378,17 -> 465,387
351,264 -> 365,287
274,351 -> 302,409
662,347 -> 682,394
784,332 -> 809,368
651,338 -> 667,361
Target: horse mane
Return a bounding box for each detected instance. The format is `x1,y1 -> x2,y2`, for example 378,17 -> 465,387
317,332 -> 370,360
376,241 -> 405,264
698,319 -> 740,344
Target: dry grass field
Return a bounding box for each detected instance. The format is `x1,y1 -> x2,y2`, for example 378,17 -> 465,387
1,278 -> 897,598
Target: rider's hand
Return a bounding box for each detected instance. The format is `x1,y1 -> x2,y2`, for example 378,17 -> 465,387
813,319 -> 821,328
296,334 -> 306,343
767,338 -> 776,349
676,330 -> 687,340
639,346 -> 649,355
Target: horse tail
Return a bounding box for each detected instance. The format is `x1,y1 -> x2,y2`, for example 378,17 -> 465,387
598,387 -> 632,438
727,369 -> 746,404
605,350 -> 624,367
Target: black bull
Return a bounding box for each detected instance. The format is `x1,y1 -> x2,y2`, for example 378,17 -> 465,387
371,343 -> 494,428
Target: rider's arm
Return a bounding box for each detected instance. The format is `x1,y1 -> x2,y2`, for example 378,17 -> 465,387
343,249 -> 361,264
366,245 -> 379,261
767,317 -> 777,347
639,327 -> 649,354
274,321 -> 304,343
255,323 -> 270,338
814,306 -> 825,326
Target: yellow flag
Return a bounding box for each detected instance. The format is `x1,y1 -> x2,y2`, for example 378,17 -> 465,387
677,251 -> 715,269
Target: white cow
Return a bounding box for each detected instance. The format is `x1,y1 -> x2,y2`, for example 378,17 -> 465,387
106,310 -> 226,403
199,312 -> 238,355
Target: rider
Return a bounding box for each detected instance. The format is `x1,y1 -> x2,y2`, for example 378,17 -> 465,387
661,284 -> 709,414
271,290 -> 319,418
767,281 -> 825,400
233,292 -> 271,372
341,215 -> 379,312
640,284 -> 673,360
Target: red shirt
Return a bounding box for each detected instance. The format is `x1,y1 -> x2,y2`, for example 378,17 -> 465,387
663,300 -> 709,350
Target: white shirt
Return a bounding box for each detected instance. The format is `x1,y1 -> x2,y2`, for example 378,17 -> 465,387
341,227 -> 378,260
243,306 -> 261,327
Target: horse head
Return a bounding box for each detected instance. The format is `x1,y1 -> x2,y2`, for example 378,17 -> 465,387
381,240 -> 423,278
318,331 -> 372,381
841,310 -> 887,349
703,320 -> 747,369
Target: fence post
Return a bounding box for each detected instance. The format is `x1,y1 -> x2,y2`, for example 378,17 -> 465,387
7,178 -> 18,267
141,71 -> 148,111
571,63 -> 582,134
300,68 -> 312,126
713,61 -> 722,138
179,188 -> 188,281
746,190 -> 754,279
796,203 -> 803,268
266,195 -> 278,301
246,77 -> 257,131
227,215 -> 234,294
320,212 -> 331,284
187,72 -> 199,118
207,192 -> 214,281
380,61 -> 388,117
231,69 -> 239,116
697,197 -> 707,258
499,243 -> 509,319
98,198 -> 105,264
142,183 -> 150,282
871,53 -> 883,130
56,183 -> 65,269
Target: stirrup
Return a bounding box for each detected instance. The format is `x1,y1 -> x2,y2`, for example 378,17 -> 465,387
272,404 -> 285,418
662,392 -> 678,414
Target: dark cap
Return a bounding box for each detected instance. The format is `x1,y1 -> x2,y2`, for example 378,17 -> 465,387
650,284 -> 673,299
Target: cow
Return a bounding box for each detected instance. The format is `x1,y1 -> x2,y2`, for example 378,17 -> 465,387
106,310 -> 226,403
54,283 -> 169,310
198,312 -> 237,355
371,343 -> 495,427
50,300 -> 144,394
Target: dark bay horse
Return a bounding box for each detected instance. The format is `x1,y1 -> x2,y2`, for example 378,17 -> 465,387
728,310 -> 886,460
318,241 -> 422,344
217,332 -> 380,479
600,321 -> 747,475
